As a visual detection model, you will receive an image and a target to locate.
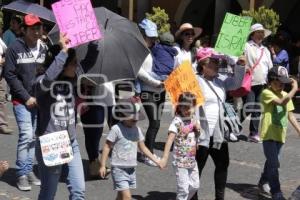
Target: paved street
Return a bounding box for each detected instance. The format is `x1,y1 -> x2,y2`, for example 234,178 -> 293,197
0,100 -> 299,200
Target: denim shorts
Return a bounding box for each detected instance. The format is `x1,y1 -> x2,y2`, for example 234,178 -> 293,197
111,167 -> 136,191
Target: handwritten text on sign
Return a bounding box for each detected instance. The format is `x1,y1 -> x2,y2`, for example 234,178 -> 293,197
52,0 -> 102,48
164,61 -> 204,106
39,130 -> 73,166
215,13 -> 252,56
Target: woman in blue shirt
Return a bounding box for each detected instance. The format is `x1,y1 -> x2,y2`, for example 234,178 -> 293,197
270,38 -> 290,72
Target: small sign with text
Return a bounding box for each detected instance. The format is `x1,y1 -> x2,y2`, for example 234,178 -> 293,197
215,13 -> 252,56
52,0 -> 102,48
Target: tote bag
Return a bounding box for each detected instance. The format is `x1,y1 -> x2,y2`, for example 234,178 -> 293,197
204,80 -> 242,141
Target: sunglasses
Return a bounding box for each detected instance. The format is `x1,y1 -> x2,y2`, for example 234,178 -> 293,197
183,32 -> 195,37
209,57 -> 222,65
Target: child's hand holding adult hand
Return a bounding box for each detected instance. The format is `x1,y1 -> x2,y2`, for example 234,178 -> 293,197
159,157 -> 168,169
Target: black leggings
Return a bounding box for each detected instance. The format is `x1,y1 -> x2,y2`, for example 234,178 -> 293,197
240,84 -> 265,134
140,91 -> 165,153
191,139 -> 229,200
81,105 -> 117,161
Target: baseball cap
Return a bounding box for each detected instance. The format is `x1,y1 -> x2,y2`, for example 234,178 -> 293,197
24,14 -> 42,26
268,66 -> 291,84
139,19 -> 158,38
113,97 -> 145,121
159,32 -> 175,46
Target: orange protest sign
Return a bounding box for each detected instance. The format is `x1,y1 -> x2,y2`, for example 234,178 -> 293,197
164,61 -> 204,106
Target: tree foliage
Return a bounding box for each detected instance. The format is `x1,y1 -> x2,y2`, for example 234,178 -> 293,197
0,11 -> 3,29
146,7 -> 170,34
241,6 -> 280,34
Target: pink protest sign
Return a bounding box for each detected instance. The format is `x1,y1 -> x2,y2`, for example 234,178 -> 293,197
52,0 -> 102,48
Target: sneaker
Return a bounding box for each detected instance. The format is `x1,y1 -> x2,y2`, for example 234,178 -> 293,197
248,134 -> 261,143
229,133 -> 238,142
272,192 -> 286,200
17,175 -> 32,191
143,154 -> 161,167
0,126 -> 13,135
27,172 -> 41,186
258,182 -> 271,196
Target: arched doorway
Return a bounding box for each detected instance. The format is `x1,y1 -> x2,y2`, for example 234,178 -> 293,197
176,0 -> 242,44
181,0 -> 215,36
271,0 -> 300,39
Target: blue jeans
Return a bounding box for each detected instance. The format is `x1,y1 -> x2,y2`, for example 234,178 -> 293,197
259,140 -> 283,195
13,104 -> 37,177
36,139 -> 85,200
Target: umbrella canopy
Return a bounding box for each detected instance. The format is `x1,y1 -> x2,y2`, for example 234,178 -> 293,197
48,7 -> 149,85
1,0 -> 56,24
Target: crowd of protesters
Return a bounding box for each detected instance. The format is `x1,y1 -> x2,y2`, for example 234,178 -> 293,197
0,11 -> 300,200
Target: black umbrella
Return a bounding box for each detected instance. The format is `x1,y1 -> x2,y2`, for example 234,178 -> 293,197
48,7 -> 150,85
1,0 -> 56,24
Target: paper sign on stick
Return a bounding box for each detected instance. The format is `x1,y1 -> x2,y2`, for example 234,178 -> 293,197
164,61 -> 204,106
215,13 -> 252,56
52,0 -> 102,48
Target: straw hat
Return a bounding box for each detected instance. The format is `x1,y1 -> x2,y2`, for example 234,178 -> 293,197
249,23 -> 272,38
175,23 -> 203,39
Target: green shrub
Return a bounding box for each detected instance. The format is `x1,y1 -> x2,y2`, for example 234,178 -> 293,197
146,7 -> 170,34
241,6 -> 280,34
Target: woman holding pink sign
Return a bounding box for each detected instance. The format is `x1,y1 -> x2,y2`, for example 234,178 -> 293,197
34,32 -> 98,200
35,33 -> 84,200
